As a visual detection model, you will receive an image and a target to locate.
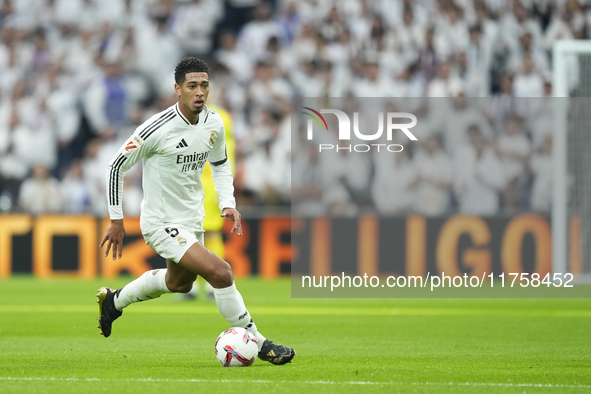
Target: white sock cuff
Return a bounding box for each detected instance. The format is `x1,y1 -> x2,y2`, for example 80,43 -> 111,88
158,269 -> 168,291
255,332 -> 267,350
146,269 -> 168,292
212,282 -> 236,300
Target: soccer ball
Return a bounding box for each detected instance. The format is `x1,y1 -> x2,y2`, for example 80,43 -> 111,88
215,327 -> 258,367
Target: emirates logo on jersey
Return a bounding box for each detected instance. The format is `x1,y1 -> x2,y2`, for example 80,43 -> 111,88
209,132 -> 216,147
176,151 -> 209,172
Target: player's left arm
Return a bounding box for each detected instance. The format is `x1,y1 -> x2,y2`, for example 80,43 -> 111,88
210,120 -> 242,236
221,207 -> 242,236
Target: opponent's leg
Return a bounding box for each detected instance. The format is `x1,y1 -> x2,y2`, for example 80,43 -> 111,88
178,242 -> 295,365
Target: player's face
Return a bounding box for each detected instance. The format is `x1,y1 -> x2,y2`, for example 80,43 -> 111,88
176,72 -> 210,114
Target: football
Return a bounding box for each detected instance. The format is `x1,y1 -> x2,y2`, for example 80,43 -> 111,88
214,327 -> 258,367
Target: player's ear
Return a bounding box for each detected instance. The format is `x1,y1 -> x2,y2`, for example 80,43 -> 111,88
174,83 -> 181,95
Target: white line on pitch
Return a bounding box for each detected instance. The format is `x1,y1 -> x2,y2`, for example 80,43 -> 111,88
411,382 -> 591,389
0,377 -> 589,389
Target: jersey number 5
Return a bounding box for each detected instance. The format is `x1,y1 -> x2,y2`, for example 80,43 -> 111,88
165,227 -> 179,238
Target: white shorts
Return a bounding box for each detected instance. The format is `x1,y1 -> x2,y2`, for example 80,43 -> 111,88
143,223 -> 204,263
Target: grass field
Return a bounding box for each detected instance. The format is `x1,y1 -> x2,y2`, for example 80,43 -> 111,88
0,276 -> 590,393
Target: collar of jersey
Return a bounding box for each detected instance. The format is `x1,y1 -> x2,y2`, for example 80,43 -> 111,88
175,102 -> 208,126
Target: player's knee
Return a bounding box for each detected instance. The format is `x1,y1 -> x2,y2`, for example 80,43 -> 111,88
165,278 -> 193,293
210,261 -> 233,288
173,282 -> 194,293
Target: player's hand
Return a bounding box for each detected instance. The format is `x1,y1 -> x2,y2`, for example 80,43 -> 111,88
100,219 -> 126,260
221,207 -> 242,236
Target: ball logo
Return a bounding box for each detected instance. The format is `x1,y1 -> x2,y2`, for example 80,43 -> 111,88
302,107 -> 418,152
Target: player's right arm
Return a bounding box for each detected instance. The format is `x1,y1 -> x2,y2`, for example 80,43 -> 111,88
100,126 -> 157,260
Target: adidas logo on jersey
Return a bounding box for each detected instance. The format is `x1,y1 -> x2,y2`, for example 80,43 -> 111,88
176,139 -> 188,149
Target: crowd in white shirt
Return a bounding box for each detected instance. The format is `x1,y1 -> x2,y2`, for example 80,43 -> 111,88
292,96 -> 554,216
0,0 -> 582,215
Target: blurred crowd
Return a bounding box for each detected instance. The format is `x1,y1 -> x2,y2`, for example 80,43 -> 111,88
0,0 -> 586,216
292,96 -> 554,216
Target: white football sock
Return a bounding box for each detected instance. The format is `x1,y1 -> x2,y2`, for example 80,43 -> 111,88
213,282 -> 267,351
114,269 -> 171,310
254,332 -> 267,351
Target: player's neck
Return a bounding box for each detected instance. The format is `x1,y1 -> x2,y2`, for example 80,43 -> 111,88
178,101 -> 200,125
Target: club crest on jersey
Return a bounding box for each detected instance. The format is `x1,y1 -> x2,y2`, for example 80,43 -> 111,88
178,237 -> 187,247
209,132 -> 216,147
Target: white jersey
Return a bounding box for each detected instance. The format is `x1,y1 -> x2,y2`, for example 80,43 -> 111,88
106,103 -> 235,232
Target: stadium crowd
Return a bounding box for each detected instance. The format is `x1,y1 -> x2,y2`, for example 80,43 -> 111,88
0,0 -> 585,216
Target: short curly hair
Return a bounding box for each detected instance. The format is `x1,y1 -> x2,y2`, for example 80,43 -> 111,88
174,57 -> 209,85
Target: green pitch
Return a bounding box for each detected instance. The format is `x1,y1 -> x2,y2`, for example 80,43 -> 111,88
0,276 -> 590,393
